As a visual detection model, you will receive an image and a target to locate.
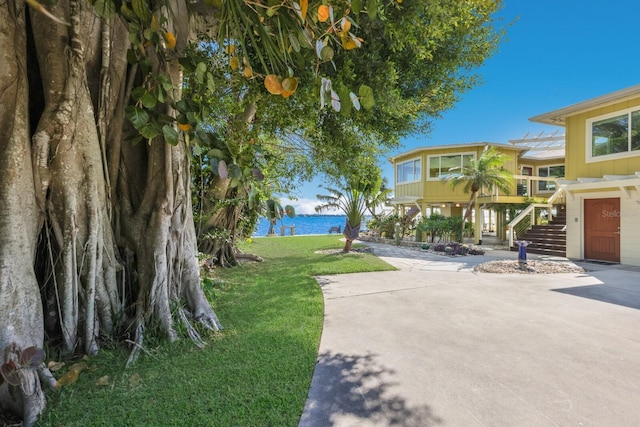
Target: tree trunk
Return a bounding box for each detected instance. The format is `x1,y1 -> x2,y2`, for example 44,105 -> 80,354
342,221 -> 361,252
196,177 -> 245,268
0,0 -> 222,422
0,2 -> 46,424
461,191 -> 477,242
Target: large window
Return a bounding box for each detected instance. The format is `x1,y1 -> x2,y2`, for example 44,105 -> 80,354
396,158 -> 421,183
537,165 -> 564,192
428,153 -> 474,180
588,108 -> 640,159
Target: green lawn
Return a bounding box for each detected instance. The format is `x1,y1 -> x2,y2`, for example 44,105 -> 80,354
39,235 -> 394,426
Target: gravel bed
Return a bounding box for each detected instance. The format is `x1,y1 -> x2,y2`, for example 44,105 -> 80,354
474,260 -> 586,274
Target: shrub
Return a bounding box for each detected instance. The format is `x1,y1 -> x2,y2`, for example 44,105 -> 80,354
429,242 -> 484,256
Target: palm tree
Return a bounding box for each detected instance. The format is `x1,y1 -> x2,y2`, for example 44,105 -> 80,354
316,184 -> 367,252
365,177 -> 393,221
441,146 -> 513,237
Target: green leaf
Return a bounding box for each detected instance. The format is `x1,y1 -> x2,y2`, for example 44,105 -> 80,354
285,205 -> 296,218
207,72 -> 216,92
143,28 -> 154,41
209,158 -> 219,173
141,91 -> 157,109
359,85 -> 375,109
288,32 -> 300,53
208,148 -> 225,159
320,46 -> 334,61
367,0 -> 377,19
140,123 -> 160,140
154,86 -> 166,103
352,0 -> 362,14
338,86 -> 352,116
128,31 -> 141,46
228,164 -> 242,179
131,87 -> 146,101
196,62 -> 207,84
139,59 -> 152,75
157,73 -> 174,91
162,125 -> 179,146
125,106 -> 149,129
176,100 -> 189,114
126,48 -> 139,65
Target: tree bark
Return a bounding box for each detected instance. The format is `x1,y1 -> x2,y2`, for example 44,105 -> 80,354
343,221 -> 361,252
0,0 -> 222,422
0,1 -> 45,424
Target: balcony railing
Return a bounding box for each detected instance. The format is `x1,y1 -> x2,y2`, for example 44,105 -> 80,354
481,175 -> 563,201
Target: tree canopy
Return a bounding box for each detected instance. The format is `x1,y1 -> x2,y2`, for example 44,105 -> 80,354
0,0 -> 505,424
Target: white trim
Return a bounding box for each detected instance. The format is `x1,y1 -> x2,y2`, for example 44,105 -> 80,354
530,84 -> 640,125
536,164 -> 565,193
389,141 -> 525,163
426,151 -> 476,181
585,106 -> 640,163
396,156 -> 422,184
520,164 -> 534,175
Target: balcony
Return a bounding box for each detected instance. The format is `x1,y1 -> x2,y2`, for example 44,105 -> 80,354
478,175 -> 563,203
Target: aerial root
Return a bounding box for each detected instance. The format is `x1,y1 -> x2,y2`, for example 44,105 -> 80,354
179,308 -> 205,348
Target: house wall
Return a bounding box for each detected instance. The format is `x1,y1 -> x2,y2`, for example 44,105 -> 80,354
392,144 -> 523,203
518,157 -> 565,198
565,96 -> 640,179
565,189 -> 640,266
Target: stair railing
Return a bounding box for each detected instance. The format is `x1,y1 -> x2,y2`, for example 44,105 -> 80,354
506,187 -> 565,247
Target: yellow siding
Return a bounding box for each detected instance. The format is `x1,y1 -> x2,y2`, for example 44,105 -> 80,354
566,97 -> 640,179
395,182 -> 424,197
391,144 -> 527,204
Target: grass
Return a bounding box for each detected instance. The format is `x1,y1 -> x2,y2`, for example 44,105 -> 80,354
39,235 -> 395,426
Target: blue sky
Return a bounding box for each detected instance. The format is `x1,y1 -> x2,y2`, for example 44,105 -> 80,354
286,0 -> 640,214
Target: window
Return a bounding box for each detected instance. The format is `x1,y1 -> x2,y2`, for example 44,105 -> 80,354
428,153 -> 474,180
588,107 -> 640,160
537,165 -> 564,192
396,158 -> 421,183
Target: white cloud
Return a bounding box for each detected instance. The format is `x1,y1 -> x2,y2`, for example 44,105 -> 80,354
280,197 -> 340,215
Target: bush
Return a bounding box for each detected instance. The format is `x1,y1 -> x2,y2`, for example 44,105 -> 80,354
429,242 -> 483,256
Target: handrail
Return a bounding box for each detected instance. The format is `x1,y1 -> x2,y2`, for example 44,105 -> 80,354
506,203 -> 551,247
546,187 -> 565,205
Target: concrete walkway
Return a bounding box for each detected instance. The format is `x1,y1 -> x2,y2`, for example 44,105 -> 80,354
299,242 -> 640,426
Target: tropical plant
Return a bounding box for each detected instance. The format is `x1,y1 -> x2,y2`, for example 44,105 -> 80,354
265,199 -> 296,235
316,184 -> 367,252
441,146 -> 514,238
0,0 -> 504,423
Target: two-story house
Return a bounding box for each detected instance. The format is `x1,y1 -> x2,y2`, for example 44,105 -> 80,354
531,84 -> 640,266
390,141 -> 565,244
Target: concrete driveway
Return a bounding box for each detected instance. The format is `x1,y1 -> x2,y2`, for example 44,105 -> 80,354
299,243 -> 640,426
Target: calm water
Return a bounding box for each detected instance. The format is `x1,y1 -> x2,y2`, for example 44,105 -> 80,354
252,215 -> 365,237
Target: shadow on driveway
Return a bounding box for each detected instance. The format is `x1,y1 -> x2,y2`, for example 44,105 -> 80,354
552,268 -> 640,310
299,351 -> 441,427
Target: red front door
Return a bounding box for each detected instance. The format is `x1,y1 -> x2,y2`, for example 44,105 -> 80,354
584,198 -> 620,263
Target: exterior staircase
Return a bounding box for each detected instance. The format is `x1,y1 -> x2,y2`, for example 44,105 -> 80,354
511,205 -> 566,257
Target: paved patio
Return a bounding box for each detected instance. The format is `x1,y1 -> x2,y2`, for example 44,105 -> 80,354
299,242 -> 640,426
